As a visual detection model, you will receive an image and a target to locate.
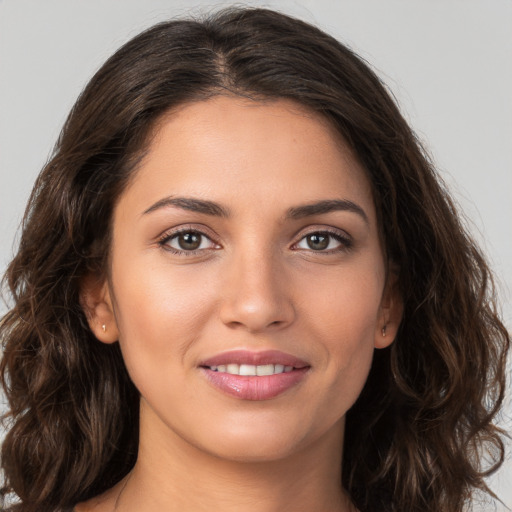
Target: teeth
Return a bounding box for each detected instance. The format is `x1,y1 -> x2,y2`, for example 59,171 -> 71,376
209,363 -> 294,376
227,363 -> 239,374
256,364 -> 274,376
239,364 -> 256,376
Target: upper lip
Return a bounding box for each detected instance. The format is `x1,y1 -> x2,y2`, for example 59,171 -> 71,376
200,350 -> 310,369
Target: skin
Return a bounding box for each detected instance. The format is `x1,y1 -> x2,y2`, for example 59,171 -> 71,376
79,96 -> 402,512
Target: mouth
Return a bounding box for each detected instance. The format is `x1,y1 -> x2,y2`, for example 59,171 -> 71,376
206,363 -> 295,376
199,350 -> 310,401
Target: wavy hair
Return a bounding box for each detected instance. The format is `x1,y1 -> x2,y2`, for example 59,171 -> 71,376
1,7 -> 509,512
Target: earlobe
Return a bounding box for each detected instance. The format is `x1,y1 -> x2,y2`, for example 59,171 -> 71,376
375,322 -> 395,349
374,269 -> 403,349
80,275 -> 119,344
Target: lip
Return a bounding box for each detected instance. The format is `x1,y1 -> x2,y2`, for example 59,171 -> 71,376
199,350 -> 310,401
200,349 -> 309,368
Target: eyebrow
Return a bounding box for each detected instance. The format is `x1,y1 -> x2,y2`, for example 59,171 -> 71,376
143,197 -> 230,217
286,199 -> 369,224
143,196 -> 368,224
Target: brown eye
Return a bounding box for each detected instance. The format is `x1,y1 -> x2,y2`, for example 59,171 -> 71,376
295,230 -> 351,252
177,232 -> 202,250
162,230 -> 218,253
306,233 -> 329,251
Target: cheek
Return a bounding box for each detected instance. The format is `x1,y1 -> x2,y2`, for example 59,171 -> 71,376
301,259 -> 383,346
299,261 -> 383,398
110,256 -> 220,381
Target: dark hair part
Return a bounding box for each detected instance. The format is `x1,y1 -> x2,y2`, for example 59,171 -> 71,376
1,7 -> 509,512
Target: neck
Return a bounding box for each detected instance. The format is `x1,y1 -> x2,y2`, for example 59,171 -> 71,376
113,401 -> 353,512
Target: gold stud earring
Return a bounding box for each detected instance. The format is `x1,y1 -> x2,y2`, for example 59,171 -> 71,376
102,324 -> 106,333
381,325 -> 387,337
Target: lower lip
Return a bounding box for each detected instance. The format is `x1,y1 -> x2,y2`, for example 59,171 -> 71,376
201,367 -> 309,400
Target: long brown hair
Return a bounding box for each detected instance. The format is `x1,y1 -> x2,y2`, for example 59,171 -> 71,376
1,7 -> 509,512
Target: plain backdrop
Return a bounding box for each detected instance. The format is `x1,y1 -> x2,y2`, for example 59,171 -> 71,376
1,0 -> 511,509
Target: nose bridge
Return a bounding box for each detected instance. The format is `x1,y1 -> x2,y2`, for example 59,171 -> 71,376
220,242 -> 294,332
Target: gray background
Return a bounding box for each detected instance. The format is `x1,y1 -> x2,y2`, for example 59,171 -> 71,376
1,0 -> 511,509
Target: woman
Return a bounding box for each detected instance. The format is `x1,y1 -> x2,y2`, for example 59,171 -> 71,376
0,7 -> 509,512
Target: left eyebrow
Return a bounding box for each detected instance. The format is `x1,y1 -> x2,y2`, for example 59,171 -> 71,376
286,199 -> 369,225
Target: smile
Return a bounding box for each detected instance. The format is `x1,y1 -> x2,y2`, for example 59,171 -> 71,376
208,363 -> 294,376
200,350 -> 310,400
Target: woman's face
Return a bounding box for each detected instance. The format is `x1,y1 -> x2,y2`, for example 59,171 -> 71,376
86,96 -> 400,462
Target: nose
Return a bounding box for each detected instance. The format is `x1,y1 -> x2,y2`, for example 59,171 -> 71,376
219,250 -> 295,333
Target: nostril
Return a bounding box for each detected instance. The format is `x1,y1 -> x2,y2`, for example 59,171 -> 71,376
218,277 -> 295,332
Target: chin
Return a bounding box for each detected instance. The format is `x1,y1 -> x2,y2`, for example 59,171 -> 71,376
189,413 -> 332,464
206,435 -> 302,463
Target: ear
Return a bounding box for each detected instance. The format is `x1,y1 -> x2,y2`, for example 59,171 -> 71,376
374,267 -> 403,349
80,274 -> 119,344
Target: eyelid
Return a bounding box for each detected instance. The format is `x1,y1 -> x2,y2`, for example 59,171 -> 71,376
155,224 -> 352,255
291,226 -> 353,252
156,224 -> 221,254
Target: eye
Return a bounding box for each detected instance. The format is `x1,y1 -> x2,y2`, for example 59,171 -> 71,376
294,231 -> 352,252
159,229 -> 219,254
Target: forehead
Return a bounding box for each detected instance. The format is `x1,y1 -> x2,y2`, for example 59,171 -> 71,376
119,96 -> 375,219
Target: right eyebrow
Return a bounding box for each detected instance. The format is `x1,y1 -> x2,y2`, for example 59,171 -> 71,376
142,196 -> 230,217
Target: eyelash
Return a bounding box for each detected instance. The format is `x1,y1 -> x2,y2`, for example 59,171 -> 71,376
157,227 -> 220,256
157,227 -> 353,256
292,229 -> 353,253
